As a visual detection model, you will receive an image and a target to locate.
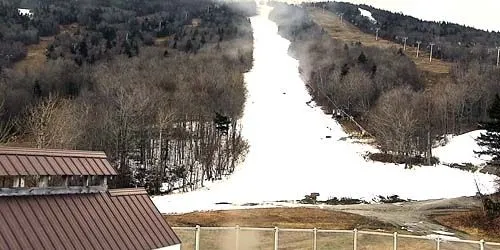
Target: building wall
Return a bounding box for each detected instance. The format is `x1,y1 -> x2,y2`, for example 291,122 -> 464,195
154,244 -> 181,250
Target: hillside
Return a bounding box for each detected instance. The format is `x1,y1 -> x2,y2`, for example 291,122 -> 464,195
309,1 -> 500,65
152,3 -> 496,216
308,8 -> 452,75
0,0 -> 257,193
268,2 -> 500,167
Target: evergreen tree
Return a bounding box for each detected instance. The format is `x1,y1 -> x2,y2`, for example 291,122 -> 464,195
357,51 -> 367,64
475,94 -> 500,164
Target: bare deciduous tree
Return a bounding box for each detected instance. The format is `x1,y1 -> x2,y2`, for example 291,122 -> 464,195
0,100 -> 14,144
369,88 -> 422,166
25,95 -> 83,149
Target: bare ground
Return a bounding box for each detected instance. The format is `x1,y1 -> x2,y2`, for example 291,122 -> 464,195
327,197 -> 483,238
166,197 -> 483,238
166,197 -> 500,249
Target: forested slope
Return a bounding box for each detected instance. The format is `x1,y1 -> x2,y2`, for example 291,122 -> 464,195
310,1 -> 500,64
269,2 -> 500,166
0,0 -> 256,193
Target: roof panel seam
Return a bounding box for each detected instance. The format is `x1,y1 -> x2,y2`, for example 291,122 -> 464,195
73,195 -> 113,250
110,196 -> 149,249
86,196 -> 123,250
120,196 -> 157,249
97,193 -> 142,250
63,196 -> 100,250
138,195 -> 176,245
18,198 -> 55,250
52,196 -> 90,249
34,197 -> 75,250
131,196 -> 171,247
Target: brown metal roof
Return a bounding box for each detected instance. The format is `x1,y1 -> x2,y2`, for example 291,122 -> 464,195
0,147 -> 117,176
0,189 -> 181,250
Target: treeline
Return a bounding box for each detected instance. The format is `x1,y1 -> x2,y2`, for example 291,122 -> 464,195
307,1 -> 500,64
0,0 -> 256,194
270,3 -> 500,167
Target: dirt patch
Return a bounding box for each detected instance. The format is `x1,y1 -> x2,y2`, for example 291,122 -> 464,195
328,196 -> 489,239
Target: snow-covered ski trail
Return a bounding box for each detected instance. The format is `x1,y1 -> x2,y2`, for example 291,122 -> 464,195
152,3 -> 496,214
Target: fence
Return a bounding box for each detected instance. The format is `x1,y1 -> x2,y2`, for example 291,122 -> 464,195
172,226 -> 500,250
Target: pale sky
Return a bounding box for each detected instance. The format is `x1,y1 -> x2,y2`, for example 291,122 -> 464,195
278,0 -> 500,32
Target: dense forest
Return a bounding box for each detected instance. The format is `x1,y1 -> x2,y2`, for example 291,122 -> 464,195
0,0 -> 256,194
270,2 -> 500,167
308,1 -> 500,64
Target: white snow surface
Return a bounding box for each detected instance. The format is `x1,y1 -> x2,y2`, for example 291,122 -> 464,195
426,234 -> 461,242
432,230 -> 455,236
434,130 -> 491,166
152,3 -> 497,214
358,8 -> 377,23
17,8 -> 33,17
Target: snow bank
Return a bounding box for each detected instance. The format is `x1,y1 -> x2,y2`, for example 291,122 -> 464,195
433,130 -> 491,166
152,3 -> 497,214
358,8 -> 377,23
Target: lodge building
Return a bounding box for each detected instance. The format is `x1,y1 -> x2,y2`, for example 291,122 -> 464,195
0,147 -> 181,250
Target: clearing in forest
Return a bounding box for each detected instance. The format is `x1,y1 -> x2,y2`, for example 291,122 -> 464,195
14,24 -> 80,73
14,36 -> 52,73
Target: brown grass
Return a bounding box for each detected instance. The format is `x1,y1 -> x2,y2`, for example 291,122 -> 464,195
166,207 -> 393,230
167,208 -> 485,249
14,23 -> 81,73
13,36 -> 52,73
433,210 -> 500,242
166,208 -> 398,250
308,8 -> 452,75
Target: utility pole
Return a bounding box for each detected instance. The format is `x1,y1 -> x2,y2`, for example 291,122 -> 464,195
402,37 -> 408,51
429,43 -> 435,62
375,28 -> 380,41
416,41 -> 421,58
496,47 -> 500,67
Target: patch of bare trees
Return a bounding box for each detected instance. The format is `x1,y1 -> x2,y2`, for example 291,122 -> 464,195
0,38 -> 252,194
24,95 -> 84,149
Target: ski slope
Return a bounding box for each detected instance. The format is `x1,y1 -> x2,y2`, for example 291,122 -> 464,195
152,4 -> 496,214
276,0 -> 499,32
358,8 -> 377,23
434,130 -> 491,166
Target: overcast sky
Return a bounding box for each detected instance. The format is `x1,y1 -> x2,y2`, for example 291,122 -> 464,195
278,0 -> 500,32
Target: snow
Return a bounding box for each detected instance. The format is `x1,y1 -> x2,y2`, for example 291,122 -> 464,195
17,8 -> 33,17
358,8 -> 377,23
433,230 -> 455,236
426,234 -> 461,242
434,130 -> 491,166
152,3 -> 497,214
